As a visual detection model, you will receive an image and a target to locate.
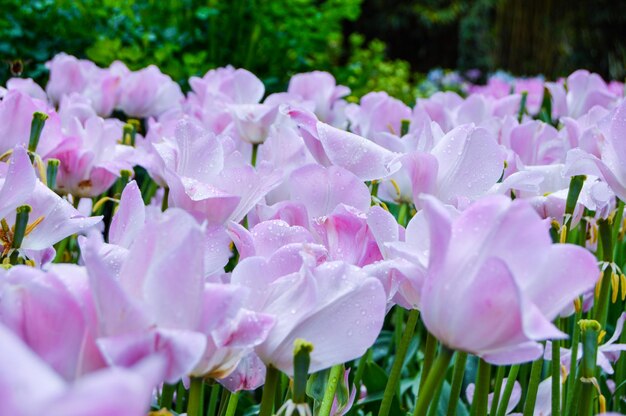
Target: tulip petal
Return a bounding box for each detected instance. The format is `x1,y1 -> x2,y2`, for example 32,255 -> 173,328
109,181 -> 145,247
289,164 -> 371,218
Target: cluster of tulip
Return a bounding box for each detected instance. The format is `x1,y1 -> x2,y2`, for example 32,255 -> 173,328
1,53 -> 626,416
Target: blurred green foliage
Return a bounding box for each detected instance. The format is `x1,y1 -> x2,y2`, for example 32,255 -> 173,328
336,34 -> 415,103
0,0 -> 440,104
1,0 -> 624,104
0,0 -> 414,98
0,0 -> 359,87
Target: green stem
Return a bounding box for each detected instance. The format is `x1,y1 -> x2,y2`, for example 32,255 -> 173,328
46,159 -> 59,190
427,382 -> 444,416
401,119 -> 411,136
446,352 -> 468,416
612,200 -> 624,252
564,308 -> 582,416
518,91 -> 528,122
496,365 -> 520,416
594,219 -> 614,327
161,383 -> 176,409
176,381 -> 187,413
578,320 -> 601,416
251,143 -> 259,167
187,377 -> 205,416
217,388 -> 230,416
394,306 -> 406,354
141,178 -> 159,205
397,203 -> 409,227
615,314 -> 626,409
28,111 -> 48,153
419,332 -> 438,394
224,393 -> 239,416
523,358 -> 543,416
552,339 -> 561,416
371,180 -> 380,198
379,309 -> 420,416
319,364 -> 344,416
207,383 -> 221,416
259,366 -> 280,416
489,365 -> 506,416
162,187 -> 169,211
564,175 -> 586,229
12,205 -> 31,249
413,345 -> 454,416
470,359 -> 491,416
53,236 -> 70,263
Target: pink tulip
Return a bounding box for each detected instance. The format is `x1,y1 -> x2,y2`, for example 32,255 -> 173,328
504,120 -> 564,166
566,70 -> 618,119
0,146 -> 102,254
287,71 -> 350,127
0,265 -> 106,380
345,92 -> 411,140
81,207 -> 273,382
514,77 -> 545,115
0,90 -> 63,156
547,70 -> 618,119
565,99 -> 626,201
232,253 -> 386,375
469,76 -> 511,99
0,321 -> 163,416
117,65 -> 184,118
50,116 -> 136,197
154,119 -> 281,224
217,352 -> 266,392
6,77 -> 48,101
229,103 -> 279,144
46,53 -> 101,104
46,53 -> 122,116
287,164 -> 372,218
288,107 -> 401,181
417,194 -> 598,364
397,124 -> 505,208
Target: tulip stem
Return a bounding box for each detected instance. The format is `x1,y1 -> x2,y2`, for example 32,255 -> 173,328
397,203 -> 409,227
160,383 -> 176,409
594,219 -> 613,328
496,365 -> 520,416
427,382 -> 444,416
564,308 -> 582,416
522,357 -> 544,416
419,331 -> 438,394
207,383 -> 221,416
251,143 -> 259,167
162,187 -> 169,211
552,339 -> 561,416
259,365 -> 280,416
413,345 -> 454,416
578,320 -> 601,416
446,352 -> 467,416
489,365 -> 506,416
12,205 -> 31,249
176,381 -> 187,413
379,308 -> 420,416
217,387 -> 230,416
224,393 -> 239,416
187,377 -> 205,416
319,364 -> 344,416
564,175 -> 586,229
470,359 -> 491,416
371,180 -> 380,198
